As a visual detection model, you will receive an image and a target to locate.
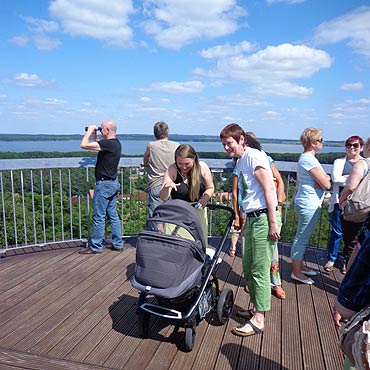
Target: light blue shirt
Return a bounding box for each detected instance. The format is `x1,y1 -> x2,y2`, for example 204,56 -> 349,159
294,153 -> 325,209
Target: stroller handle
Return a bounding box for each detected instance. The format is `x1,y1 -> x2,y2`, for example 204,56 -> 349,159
206,203 -> 235,227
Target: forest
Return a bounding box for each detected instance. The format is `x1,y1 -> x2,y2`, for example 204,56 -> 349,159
0,161 -> 332,251
0,150 -> 344,164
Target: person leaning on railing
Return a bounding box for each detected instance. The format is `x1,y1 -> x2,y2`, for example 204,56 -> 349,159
290,128 -> 331,284
141,121 -> 179,220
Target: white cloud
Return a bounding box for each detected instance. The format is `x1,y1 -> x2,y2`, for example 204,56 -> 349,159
140,96 -> 153,102
313,6 -> 370,58
43,98 -> 67,105
7,73 -> 53,87
33,34 -> 61,50
195,43 -> 331,97
21,16 -> 59,33
200,41 -> 255,59
264,110 -> 281,117
253,81 -> 313,98
329,99 -> 370,121
10,16 -> 60,50
341,82 -> 364,91
217,94 -> 271,107
328,112 -> 346,119
9,35 -> 29,47
49,0 -> 135,47
139,80 -> 205,93
141,0 -> 246,49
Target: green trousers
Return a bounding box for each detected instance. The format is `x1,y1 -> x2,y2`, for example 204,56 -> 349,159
243,211 -> 282,312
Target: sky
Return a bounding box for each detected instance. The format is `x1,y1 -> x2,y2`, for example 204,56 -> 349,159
0,0 -> 370,140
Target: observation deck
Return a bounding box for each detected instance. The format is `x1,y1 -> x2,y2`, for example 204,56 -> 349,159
0,157 -> 343,369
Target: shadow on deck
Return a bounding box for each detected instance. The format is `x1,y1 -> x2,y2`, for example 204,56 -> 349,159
0,237 -> 345,370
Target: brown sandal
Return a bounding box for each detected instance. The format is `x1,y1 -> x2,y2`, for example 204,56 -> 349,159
228,247 -> 236,257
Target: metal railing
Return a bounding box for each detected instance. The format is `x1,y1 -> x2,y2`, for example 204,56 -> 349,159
0,157 -> 334,254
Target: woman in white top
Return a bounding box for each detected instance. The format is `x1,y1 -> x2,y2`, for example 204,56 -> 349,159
220,123 -> 280,337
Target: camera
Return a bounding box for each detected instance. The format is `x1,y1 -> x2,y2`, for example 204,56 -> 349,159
85,126 -> 102,132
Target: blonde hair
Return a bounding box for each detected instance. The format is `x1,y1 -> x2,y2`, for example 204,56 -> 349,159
175,144 -> 201,202
300,128 -> 322,150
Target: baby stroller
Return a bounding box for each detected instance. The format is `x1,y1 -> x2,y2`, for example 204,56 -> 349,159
131,199 -> 235,351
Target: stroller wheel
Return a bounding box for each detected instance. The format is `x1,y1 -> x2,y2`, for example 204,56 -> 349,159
184,325 -> 196,352
217,288 -> 234,324
137,309 -> 150,337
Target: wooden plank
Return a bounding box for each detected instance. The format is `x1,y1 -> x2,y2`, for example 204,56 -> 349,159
45,283 -> 138,359
213,251 -> 244,370
280,244 -> 303,370
0,237 -> 349,370
0,250 -> 83,312
297,248 -> 325,370
63,287 -> 139,362
0,250 -> 124,344
12,253 -> 132,352
0,348 -> 112,370
190,255 -> 236,370
312,249 -> 344,370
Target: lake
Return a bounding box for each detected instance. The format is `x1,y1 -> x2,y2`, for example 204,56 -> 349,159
0,140 -> 344,155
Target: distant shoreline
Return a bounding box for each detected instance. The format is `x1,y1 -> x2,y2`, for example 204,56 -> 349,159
0,133 -> 344,146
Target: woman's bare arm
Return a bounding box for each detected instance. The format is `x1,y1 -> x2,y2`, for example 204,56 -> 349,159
309,166 -> 331,190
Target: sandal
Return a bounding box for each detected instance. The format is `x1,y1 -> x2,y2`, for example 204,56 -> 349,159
324,261 -> 334,272
228,247 -> 236,257
231,320 -> 264,337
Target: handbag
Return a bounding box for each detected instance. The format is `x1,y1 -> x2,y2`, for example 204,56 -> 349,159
342,158 -> 370,223
339,306 -> 370,368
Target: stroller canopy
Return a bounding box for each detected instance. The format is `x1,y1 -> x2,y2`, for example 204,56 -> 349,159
132,199 -> 208,298
150,199 -> 207,251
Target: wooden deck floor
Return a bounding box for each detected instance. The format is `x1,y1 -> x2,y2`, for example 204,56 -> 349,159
0,238 -> 345,370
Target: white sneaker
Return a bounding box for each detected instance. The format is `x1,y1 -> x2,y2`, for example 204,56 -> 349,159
291,273 -> 314,285
302,269 -> 317,276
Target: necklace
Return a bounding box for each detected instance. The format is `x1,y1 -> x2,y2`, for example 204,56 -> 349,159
177,169 -> 187,182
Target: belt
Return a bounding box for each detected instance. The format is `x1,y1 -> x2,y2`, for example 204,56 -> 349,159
96,177 -> 116,181
246,207 -> 277,218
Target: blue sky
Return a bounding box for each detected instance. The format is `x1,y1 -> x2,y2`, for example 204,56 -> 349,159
0,0 -> 369,140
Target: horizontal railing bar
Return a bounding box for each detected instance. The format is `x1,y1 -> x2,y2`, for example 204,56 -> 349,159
0,158 -> 334,173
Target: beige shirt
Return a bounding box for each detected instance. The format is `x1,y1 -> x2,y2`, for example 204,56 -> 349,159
146,140 -> 179,189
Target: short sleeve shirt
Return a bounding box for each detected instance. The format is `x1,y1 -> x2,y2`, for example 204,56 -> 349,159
236,148 -> 275,212
294,153 -> 325,208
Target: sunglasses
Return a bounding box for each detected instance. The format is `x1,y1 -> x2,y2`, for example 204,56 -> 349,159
345,142 -> 360,149
316,138 -> 323,143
